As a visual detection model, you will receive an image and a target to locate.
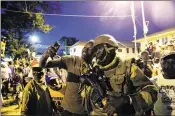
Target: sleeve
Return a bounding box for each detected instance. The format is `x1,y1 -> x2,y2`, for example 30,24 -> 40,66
129,64 -> 158,115
20,88 -> 31,115
45,56 -> 75,70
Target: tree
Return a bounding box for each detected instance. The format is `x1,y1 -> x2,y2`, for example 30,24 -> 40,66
59,36 -> 79,55
59,36 -> 79,46
1,1 -> 60,58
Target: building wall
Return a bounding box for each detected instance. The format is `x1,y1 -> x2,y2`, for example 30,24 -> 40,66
139,34 -> 175,51
69,45 -> 84,57
117,47 -> 139,60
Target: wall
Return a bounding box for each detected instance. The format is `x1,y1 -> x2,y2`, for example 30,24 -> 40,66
69,45 -> 84,56
117,47 -> 139,60
139,34 -> 175,52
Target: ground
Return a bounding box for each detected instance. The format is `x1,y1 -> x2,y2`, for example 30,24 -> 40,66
1,96 -> 20,115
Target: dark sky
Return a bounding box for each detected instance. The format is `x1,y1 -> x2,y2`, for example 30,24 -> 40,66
37,1 -> 175,46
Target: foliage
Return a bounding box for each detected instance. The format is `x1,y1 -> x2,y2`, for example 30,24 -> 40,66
59,36 -> 79,55
1,1 -> 60,58
59,36 -> 79,46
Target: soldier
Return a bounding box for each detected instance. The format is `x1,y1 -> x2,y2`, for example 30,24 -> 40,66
87,34 -> 158,116
39,40 -> 94,116
151,49 -> 175,115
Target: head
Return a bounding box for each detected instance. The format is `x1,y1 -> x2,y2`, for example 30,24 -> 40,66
161,52 -> 175,79
141,50 -> 149,62
25,62 -> 30,67
32,67 -> 44,82
91,34 -> 118,67
8,61 -> 12,65
81,40 -> 94,63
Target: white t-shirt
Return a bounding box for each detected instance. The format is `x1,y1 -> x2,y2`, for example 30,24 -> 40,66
1,62 -> 11,80
151,74 -> 175,116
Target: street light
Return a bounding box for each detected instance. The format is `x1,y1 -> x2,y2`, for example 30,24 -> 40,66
30,35 -> 39,44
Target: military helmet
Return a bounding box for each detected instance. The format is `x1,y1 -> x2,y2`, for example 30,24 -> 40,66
94,34 -> 118,49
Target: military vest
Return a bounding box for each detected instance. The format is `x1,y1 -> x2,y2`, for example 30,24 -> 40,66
104,59 -> 131,95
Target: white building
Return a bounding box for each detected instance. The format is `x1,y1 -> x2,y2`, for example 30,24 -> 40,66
69,41 -> 87,57
69,40 -> 139,60
117,41 -> 140,60
133,28 -> 175,52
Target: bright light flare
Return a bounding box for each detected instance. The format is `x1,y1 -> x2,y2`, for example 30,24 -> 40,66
96,1 -> 132,28
97,1 -> 131,17
148,1 -> 175,28
30,35 -> 39,43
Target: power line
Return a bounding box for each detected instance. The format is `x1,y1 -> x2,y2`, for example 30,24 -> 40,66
4,9 -> 134,18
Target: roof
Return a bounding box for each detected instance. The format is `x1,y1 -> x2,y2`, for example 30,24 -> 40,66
70,40 -> 138,48
69,41 -> 87,47
133,27 -> 175,43
119,40 -> 140,48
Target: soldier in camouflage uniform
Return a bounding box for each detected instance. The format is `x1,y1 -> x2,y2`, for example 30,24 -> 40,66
85,34 -> 158,116
39,40 -> 94,116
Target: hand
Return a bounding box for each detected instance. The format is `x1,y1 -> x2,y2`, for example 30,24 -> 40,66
79,76 -> 91,86
46,46 -> 57,58
107,95 -> 130,111
102,103 -> 116,116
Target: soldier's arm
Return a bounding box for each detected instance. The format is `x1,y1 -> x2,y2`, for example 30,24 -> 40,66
129,64 -> 158,114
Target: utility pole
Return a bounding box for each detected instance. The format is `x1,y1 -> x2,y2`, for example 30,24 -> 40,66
131,1 -> 137,56
141,1 -> 148,50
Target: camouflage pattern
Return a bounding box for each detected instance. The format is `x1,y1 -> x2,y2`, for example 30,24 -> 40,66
89,34 -> 158,115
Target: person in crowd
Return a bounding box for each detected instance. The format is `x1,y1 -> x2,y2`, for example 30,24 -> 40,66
151,48 -> 175,116
23,62 -> 31,87
12,67 -> 23,106
39,40 -> 94,116
82,34 -> 158,116
1,61 -> 12,99
20,65 -> 59,115
152,58 -> 161,77
137,50 -> 153,78
8,61 -> 15,85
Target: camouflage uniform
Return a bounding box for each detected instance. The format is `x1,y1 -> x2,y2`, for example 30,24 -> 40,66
88,34 -> 158,116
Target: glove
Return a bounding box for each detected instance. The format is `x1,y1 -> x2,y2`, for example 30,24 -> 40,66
102,103 -> 116,116
79,76 -> 91,86
107,95 -> 130,112
45,46 -> 57,58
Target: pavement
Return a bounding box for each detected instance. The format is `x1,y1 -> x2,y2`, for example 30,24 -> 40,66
1,95 -> 20,115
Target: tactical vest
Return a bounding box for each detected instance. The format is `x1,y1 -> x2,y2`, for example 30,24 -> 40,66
152,74 -> 175,116
104,58 -> 131,96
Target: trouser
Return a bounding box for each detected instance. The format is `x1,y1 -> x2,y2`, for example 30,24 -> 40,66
61,110 -> 88,116
2,80 -> 9,98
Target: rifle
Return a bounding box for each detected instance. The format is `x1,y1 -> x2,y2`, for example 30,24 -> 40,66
79,66 -> 112,108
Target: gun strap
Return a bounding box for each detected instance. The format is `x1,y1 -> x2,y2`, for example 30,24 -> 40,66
106,91 -> 123,97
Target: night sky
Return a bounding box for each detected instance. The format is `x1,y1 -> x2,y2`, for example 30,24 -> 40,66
36,1 -> 175,46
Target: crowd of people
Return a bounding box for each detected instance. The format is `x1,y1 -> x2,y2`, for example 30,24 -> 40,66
1,34 -> 175,116
1,57 -> 37,104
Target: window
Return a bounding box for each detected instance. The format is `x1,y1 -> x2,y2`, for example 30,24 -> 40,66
126,48 -> 129,53
74,48 -> 76,52
118,49 -> 122,52
165,37 -> 168,44
132,48 -> 135,53
137,48 -> 140,53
